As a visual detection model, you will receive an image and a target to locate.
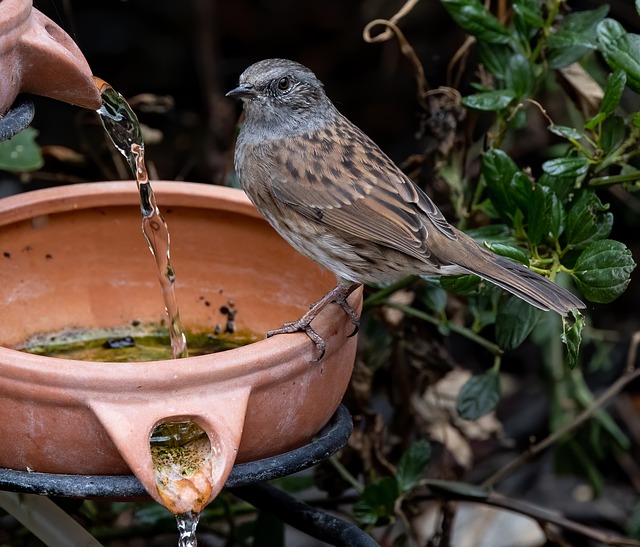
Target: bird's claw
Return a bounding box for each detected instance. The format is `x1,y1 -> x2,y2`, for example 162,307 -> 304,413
266,282 -> 360,361
335,294 -> 360,337
267,321 -> 326,360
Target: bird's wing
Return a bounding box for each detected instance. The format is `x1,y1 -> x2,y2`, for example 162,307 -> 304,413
268,119 -> 457,265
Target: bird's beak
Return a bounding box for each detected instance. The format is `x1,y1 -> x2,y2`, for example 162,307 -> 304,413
226,83 -> 256,100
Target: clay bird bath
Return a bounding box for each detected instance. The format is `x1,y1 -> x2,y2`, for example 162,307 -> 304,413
0,181 -> 361,513
0,0 -> 359,515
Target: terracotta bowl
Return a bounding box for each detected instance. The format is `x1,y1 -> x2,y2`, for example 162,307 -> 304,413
0,182 -> 360,512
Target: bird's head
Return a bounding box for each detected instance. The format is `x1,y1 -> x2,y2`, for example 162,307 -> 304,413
227,59 -> 335,136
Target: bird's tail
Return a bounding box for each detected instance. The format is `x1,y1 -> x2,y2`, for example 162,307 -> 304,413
447,230 -> 585,315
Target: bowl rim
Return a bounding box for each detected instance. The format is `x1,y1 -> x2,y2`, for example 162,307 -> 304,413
0,181 -> 355,392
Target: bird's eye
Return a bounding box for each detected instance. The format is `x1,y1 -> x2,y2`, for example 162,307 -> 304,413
277,77 -> 291,91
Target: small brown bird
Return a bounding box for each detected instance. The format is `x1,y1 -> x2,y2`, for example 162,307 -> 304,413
227,59 -> 584,356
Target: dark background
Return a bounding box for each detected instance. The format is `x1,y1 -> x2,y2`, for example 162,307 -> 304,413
24,0 -> 638,187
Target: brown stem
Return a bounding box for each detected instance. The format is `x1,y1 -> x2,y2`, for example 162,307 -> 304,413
482,331 -> 640,488
415,491 -> 640,546
483,493 -> 640,547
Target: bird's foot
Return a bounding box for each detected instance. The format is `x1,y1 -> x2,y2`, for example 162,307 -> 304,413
334,292 -> 360,337
266,283 -> 361,360
267,319 -> 326,360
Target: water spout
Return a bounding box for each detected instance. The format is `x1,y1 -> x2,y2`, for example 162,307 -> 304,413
0,0 -> 101,114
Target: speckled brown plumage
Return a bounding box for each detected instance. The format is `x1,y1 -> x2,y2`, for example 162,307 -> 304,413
227,59 -> 584,357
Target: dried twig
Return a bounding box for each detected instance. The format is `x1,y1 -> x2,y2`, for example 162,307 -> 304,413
479,493 -> 639,547
446,36 -> 474,89
483,331 -> 640,488
362,0 -> 430,109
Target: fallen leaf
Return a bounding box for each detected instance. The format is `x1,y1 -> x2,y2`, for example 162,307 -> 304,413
557,63 -> 604,118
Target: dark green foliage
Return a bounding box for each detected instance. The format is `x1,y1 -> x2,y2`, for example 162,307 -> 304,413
457,368 -> 501,419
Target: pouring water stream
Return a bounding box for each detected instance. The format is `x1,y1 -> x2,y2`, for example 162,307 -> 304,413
95,79 -> 202,545
95,79 -> 188,360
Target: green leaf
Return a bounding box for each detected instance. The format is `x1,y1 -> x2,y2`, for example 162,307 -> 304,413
512,0 -> 544,28
441,0 -> 512,44
419,283 -> 448,313
426,479 -> 490,500
542,157 -> 590,178
476,42 -> 511,79
538,173 -> 574,200
0,127 -> 44,172
547,44 -> 590,70
496,296 -> 542,350
546,5 -> 609,68
466,224 -> 516,247
481,149 -> 521,220
509,107 -> 528,130
512,0 -> 543,27
572,239 -> 636,302
511,170 -> 534,214
566,191 -> 613,250
548,124 -> 584,141
600,115 -> 626,155
585,111 -> 607,131
551,5 -> 609,40
597,19 -> 640,93
474,198 -> 501,219
600,71 -> 627,115
556,5 -> 609,33
353,477 -> 399,525
440,274 -> 481,295
462,89 -> 516,111
457,368 -> 501,420
528,185 -> 564,245
468,291 -> 500,329
276,474 -> 316,493
396,440 -> 431,493
485,243 -> 529,265
547,29 -> 596,50
505,52 -> 534,98
562,309 -> 584,369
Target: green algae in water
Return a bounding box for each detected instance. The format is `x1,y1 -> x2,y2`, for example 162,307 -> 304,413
17,323 -> 259,362
152,421 -> 207,450
151,421 -> 210,477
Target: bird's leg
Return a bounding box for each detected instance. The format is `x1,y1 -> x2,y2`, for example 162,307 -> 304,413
267,282 -> 361,359
333,283 -> 360,336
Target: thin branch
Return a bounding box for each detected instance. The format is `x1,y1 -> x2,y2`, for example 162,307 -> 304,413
387,302 -> 503,356
483,332 -> 640,487
413,491 -> 640,546
363,0 -> 430,108
482,493 -> 640,547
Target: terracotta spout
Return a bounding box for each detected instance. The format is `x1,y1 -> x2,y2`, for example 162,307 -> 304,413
90,389 -> 251,514
0,0 -> 101,115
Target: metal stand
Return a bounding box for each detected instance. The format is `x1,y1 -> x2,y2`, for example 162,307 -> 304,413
0,405 -> 378,546
0,96 -> 35,142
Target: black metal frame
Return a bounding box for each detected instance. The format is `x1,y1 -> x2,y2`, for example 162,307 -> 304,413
0,405 -> 378,546
0,97 -> 35,142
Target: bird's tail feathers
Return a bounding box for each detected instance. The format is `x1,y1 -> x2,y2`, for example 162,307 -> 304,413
447,234 -> 585,315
